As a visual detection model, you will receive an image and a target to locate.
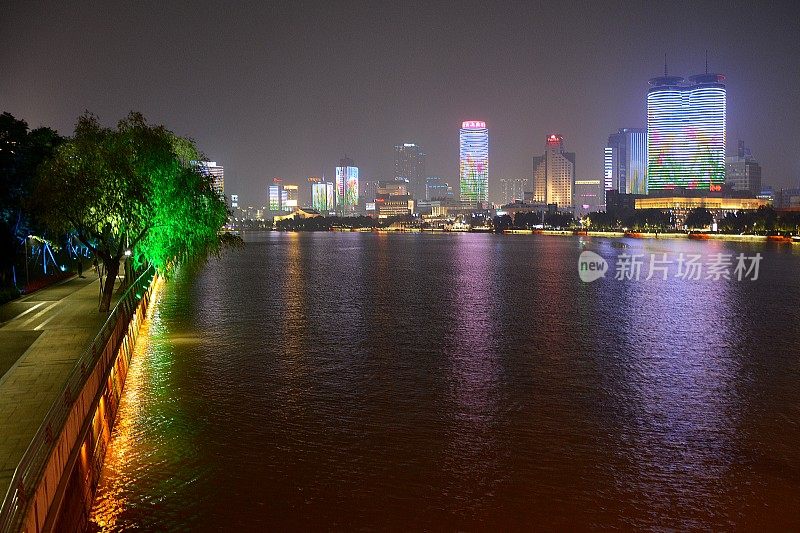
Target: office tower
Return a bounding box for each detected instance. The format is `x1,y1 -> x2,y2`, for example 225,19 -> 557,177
311,180 -> 336,212
283,185 -> 298,210
268,178 -> 290,212
335,156 -> 359,209
394,143 -> 426,200
726,140 -> 762,195
574,178 -> 604,216
194,161 -> 224,195
532,134 -> 576,208
306,176 -> 321,207
425,176 -> 453,201
459,120 -> 489,205
647,66 -> 726,190
604,128 -> 647,194
499,178 -> 529,204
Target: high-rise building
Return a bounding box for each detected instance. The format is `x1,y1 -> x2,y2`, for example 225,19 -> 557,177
335,156 -> 359,210
425,176 -> 454,201
284,185 -> 298,210
459,121 -> 489,206
311,181 -> 335,212
194,161 -> 224,195
306,176 -> 321,207
499,178 -> 529,205
394,143 -> 426,200
647,68 -> 726,190
574,178 -> 604,216
532,134 -> 575,208
268,178 -> 291,212
604,128 -> 647,194
726,140 -> 762,195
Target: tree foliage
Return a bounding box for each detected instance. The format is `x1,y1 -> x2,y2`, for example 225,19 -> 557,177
684,207 -> 714,229
33,112 -> 230,311
0,112 -> 63,286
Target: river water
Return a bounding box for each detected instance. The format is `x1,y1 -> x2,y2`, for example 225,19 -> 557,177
89,233 -> 800,530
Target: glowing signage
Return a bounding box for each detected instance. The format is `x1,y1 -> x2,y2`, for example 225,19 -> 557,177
461,120 -> 486,129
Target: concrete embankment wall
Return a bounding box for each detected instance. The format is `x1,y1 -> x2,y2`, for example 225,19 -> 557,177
16,276 -> 160,533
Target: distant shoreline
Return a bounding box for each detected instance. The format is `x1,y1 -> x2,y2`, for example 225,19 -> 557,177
240,227 -> 800,244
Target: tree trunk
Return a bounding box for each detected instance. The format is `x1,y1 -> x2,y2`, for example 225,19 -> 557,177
117,259 -> 133,294
99,258 -> 120,313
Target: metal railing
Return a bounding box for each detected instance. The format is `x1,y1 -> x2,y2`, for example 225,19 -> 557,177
0,265 -> 156,532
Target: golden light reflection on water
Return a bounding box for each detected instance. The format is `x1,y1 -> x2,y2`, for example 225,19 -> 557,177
89,280 -> 165,532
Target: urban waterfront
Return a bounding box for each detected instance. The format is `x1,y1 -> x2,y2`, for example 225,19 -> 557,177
89,233 -> 800,530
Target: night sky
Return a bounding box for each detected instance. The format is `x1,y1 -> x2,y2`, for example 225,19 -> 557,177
4,1 -> 799,202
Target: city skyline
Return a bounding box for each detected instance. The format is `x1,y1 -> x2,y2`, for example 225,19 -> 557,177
4,2 -> 800,203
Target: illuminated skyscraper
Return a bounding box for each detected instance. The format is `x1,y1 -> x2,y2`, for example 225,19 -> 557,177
647,68 -> 726,190
268,178 -> 290,212
311,181 -> 335,212
459,121 -> 488,205
532,134 -> 575,208
335,156 -> 359,210
604,128 -> 647,194
194,161 -> 224,195
283,185 -> 298,210
394,143 -> 426,200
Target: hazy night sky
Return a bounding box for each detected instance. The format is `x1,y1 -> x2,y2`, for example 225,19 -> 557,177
3,1 -> 799,203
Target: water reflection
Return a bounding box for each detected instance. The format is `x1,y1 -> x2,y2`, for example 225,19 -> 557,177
449,234 -> 501,424
89,234 -> 800,530
603,239 -> 743,529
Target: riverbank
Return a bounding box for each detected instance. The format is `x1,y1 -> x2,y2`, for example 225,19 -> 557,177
0,272 -> 109,501
0,269 -> 159,531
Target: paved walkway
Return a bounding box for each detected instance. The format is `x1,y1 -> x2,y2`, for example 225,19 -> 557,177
0,271 -> 116,501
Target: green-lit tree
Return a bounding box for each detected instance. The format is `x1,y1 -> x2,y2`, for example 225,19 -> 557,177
33,112 -> 231,311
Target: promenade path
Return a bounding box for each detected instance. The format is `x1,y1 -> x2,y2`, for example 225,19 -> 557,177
0,270 -> 117,502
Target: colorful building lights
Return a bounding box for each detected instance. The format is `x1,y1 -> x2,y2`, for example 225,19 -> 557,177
335,157 -> 359,208
647,73 -> 726,190
605,128 -> 647,194
312,181 -> 335,212
459,120 -> 489,205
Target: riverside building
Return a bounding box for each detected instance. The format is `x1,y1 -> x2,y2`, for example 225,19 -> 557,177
459,121 -> 489,206
532,134 -> 575,209
647,66 -> 726,191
